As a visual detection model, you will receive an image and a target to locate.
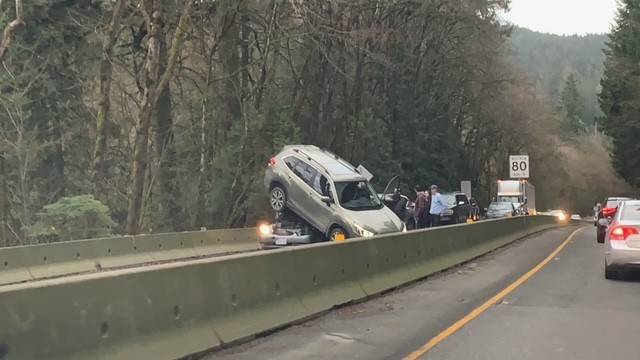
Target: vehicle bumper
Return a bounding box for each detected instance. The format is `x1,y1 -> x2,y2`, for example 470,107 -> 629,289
259,233 -> 314,248
606,243 -> 640,268
439,215 -> 455,224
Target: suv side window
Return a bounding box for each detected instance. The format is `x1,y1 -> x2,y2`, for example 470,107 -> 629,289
284,156 -> 300,172
312,173 -> 331,196
285,156 -> 322,192
285,156 -> 311,183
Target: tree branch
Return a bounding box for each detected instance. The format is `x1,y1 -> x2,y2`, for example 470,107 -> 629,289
0,0 -> 25,61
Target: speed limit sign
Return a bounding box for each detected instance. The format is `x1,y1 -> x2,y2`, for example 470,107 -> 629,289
509,155 -> 529,178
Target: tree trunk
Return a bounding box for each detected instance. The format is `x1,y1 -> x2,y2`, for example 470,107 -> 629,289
125,0 -> 195,235
195,97 -> 212,228
154,32 -> 181,231
49,117 -> 65,201
0,152 -> 7,247
0,0 -> 25,61
92,0 -> 126,200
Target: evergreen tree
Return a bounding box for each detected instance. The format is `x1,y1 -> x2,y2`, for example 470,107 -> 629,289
560,74 -> 585,134
599,0 -> 640,187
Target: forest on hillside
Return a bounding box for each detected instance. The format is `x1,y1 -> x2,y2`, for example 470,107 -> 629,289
0,0 -> 629,245
509,27 -> 607,127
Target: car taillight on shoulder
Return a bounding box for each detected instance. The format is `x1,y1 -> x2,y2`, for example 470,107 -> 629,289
610,225 -> 639,241
268,157 -> 277,167
603,207 -> 617,217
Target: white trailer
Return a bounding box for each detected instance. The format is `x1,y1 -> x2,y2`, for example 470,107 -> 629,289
497,180 -> 536,215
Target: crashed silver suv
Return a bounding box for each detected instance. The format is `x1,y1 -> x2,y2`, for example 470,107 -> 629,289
265,145 -> 405,240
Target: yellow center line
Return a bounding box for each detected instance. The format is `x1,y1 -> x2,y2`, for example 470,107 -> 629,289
403,226 -> 585,360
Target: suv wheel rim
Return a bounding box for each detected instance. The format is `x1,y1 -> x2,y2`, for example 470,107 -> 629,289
271,188 -> 285,210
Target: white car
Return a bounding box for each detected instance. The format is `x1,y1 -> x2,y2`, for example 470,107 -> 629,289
603,200 -> 640,279
571,214 -> 582,220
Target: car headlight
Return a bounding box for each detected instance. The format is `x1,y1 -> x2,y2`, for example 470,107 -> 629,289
443,209 -> 454,216
354,223 -> 375,238
258,223 -> 272,236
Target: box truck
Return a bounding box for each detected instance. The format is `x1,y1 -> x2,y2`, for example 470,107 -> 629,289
496,180 -> 536,215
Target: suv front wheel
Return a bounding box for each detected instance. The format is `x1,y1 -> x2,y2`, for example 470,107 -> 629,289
270,185 -> 287,212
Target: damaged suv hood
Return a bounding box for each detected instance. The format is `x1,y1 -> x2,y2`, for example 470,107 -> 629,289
342,205 -> 404,234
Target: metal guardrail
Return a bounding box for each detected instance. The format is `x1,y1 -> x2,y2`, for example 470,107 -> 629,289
0,228 -> 260,286
0,216 -> 566,360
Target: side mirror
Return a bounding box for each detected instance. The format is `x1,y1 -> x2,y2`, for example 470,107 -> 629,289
598,218 -> 610,227
320,196 -> 333,205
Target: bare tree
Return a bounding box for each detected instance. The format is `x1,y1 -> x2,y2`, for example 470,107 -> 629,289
92,0 -> 127,199
0,0 -> 24,61
125,0 -> 195,234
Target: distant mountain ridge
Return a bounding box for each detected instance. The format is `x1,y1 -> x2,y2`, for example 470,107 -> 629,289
508,27 -> 607,125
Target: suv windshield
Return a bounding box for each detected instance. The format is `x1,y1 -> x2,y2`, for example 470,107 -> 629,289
335,181 -> 383,211
489,202 -> 512,211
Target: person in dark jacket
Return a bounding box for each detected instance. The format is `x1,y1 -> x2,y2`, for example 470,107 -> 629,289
414,185 -> 431,228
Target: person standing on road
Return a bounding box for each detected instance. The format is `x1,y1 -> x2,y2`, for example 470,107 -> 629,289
414,185 -> 431,229
429,184 -> 446,227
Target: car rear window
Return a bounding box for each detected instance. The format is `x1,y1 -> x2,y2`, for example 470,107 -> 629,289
441,194 -> 456,206
606,200 -> 621,208
621,205 -> 640,220
455,194 -> 468,204
489,203 -> 512,210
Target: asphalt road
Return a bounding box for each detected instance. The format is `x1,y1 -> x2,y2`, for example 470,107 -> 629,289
203,225 -> 632,360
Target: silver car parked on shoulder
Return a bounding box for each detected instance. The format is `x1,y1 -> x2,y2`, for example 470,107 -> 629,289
603,200 -> 640,279
265,145 -> 405,240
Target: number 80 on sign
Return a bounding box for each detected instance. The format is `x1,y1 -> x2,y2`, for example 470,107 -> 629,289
509,155 -> 529,179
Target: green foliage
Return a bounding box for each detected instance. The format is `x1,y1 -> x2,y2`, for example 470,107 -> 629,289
599,0 -> 640,187
29,195 -> 117,242
0,0 -> 631,242
560,74 -> 586,134
510,27 -> 607,126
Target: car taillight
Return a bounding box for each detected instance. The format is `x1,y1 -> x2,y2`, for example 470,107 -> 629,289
602,207 -> 617,217
609,225 -> 639,241
268,157 -> 277,167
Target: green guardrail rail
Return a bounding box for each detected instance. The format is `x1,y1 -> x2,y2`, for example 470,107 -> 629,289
0,216 -> 567,360
0,228 -> 260,286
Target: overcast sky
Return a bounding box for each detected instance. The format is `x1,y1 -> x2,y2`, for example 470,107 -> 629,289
503,0 -> 619,35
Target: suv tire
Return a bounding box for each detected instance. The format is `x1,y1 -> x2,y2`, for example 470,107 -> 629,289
270,185 -> 287,212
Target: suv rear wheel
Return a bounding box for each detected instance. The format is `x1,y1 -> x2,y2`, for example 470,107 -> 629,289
270,185 -> 287,212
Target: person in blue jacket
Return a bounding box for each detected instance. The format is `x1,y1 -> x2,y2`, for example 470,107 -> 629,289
429,184 -> 447,227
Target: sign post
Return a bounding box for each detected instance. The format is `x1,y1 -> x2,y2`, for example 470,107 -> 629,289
460,180 -> 472,198
509,155 -> 529,179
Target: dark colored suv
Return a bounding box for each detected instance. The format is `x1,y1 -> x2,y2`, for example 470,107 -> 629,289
440,192 -> 471,224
